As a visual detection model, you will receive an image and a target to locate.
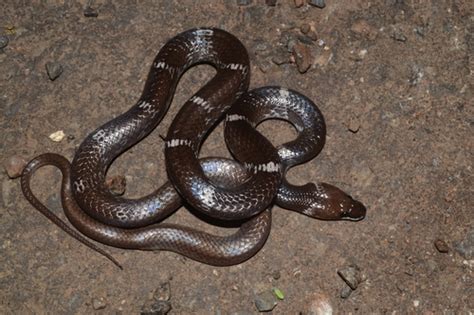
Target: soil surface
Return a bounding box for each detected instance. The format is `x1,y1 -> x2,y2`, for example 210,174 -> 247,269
1,1 -> 472,314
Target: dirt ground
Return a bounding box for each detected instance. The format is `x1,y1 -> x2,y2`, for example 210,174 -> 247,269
1,0 -> 472,314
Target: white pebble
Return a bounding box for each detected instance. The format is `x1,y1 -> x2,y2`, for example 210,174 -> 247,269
49,130 -> 65,142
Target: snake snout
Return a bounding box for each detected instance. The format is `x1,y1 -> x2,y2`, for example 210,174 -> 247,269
340,197 -> 366,221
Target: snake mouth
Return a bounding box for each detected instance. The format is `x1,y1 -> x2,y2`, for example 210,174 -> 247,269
341,199 -> 367,221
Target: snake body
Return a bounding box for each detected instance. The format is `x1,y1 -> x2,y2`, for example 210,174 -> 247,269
21,28 -> 366,266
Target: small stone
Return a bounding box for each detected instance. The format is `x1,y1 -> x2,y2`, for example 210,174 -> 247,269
408,65 -> 425,86
265,0 -> 277,6
0,35 -> 9,49
84,6 -> 99,17
455,229 -> 474,259
141,282 -> 172,315
272,270 -> 281,280
254,290 -> 277,312
287,38 -> 298,52
425,259 -> 438,274
141,301 -> 171,315
45,62 -> 63,81
3,155 -> 27,179
294,0 -> 304,7
254,40 -> 268,53
347,117 -> 360,133
105,175 -> 126,196
391,29 -> 407,42
92,297 -> 107,310
350,19 -> 378,40
314,49 -> 333,67
434,239 -> 449,253
293,268 -> 302,277
297,35 -> 313,46
337,265 -> 362,290
300,23 -> 311,34
4,24 -> 15,35
292,43 -> 312,73
153,281 -> 171,301
357,49 -> 368,60
257,59 -> 272,73
304,293 -> 333,315
237,0 -> 252,5
272,49 -> 289,65
49,130 -> 66,142
340,285 -> 352,299
444,187 -> 456,202
2,180 -> 15,207
307,28 -> 318,41
308,0 -> 325,8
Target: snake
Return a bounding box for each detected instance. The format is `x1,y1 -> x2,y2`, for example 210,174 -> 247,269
21,28 -> 366,267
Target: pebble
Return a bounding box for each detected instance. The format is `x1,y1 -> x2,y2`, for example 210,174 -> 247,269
105,175 -> 126,196
455,229 -> 474,259
391,29 -> 407,42
153,281 -> 171,301
49,130 -> 66,142
3,155 -> 27,179
0,35 -> 9,49
254,40 -> 268,53
409,65 -> 424,86
287,38 -> 298,52
347,117 -> 361,133
337,265 -> 362,290
92,297 -> 107,310
314,49 -> 333,67
434,239 -> 449,253
297,34 -> 314,45
308,0 -> 326,9
237,0 -> 252,5
265,0 -> 277,6
271,49 -> 289,65
292,43 -> 312,73
141,301 -> 171,315
304,293 -> 333,315
294,0 -> 305,7
357,49 -> 368,60
45,61 -> 63,81
300,23 -> 311,34
426,259 -> 439,274
350,19 -> 378,40
254,290 -> 277,312
444,186 -> 456,202
141,281 -> 172,315
271,270 -> 281,280
257,59 -> 272,73
2,180 -> 15,207
306,27 -> 318,41
340,285 -> 352,299
83,6 -> 99,17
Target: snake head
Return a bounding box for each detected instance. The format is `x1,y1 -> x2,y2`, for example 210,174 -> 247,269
304,183 -> 366,221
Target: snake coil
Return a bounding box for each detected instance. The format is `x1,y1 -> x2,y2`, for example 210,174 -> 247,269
21,28 -> 366,267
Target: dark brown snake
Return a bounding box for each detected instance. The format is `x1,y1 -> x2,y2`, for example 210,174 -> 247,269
21,28 -> 366,267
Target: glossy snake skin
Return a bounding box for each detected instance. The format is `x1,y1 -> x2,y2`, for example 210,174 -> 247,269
21,28 -> 366,267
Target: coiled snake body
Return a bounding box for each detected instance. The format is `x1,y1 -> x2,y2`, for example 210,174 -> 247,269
21,28 -> 366,267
